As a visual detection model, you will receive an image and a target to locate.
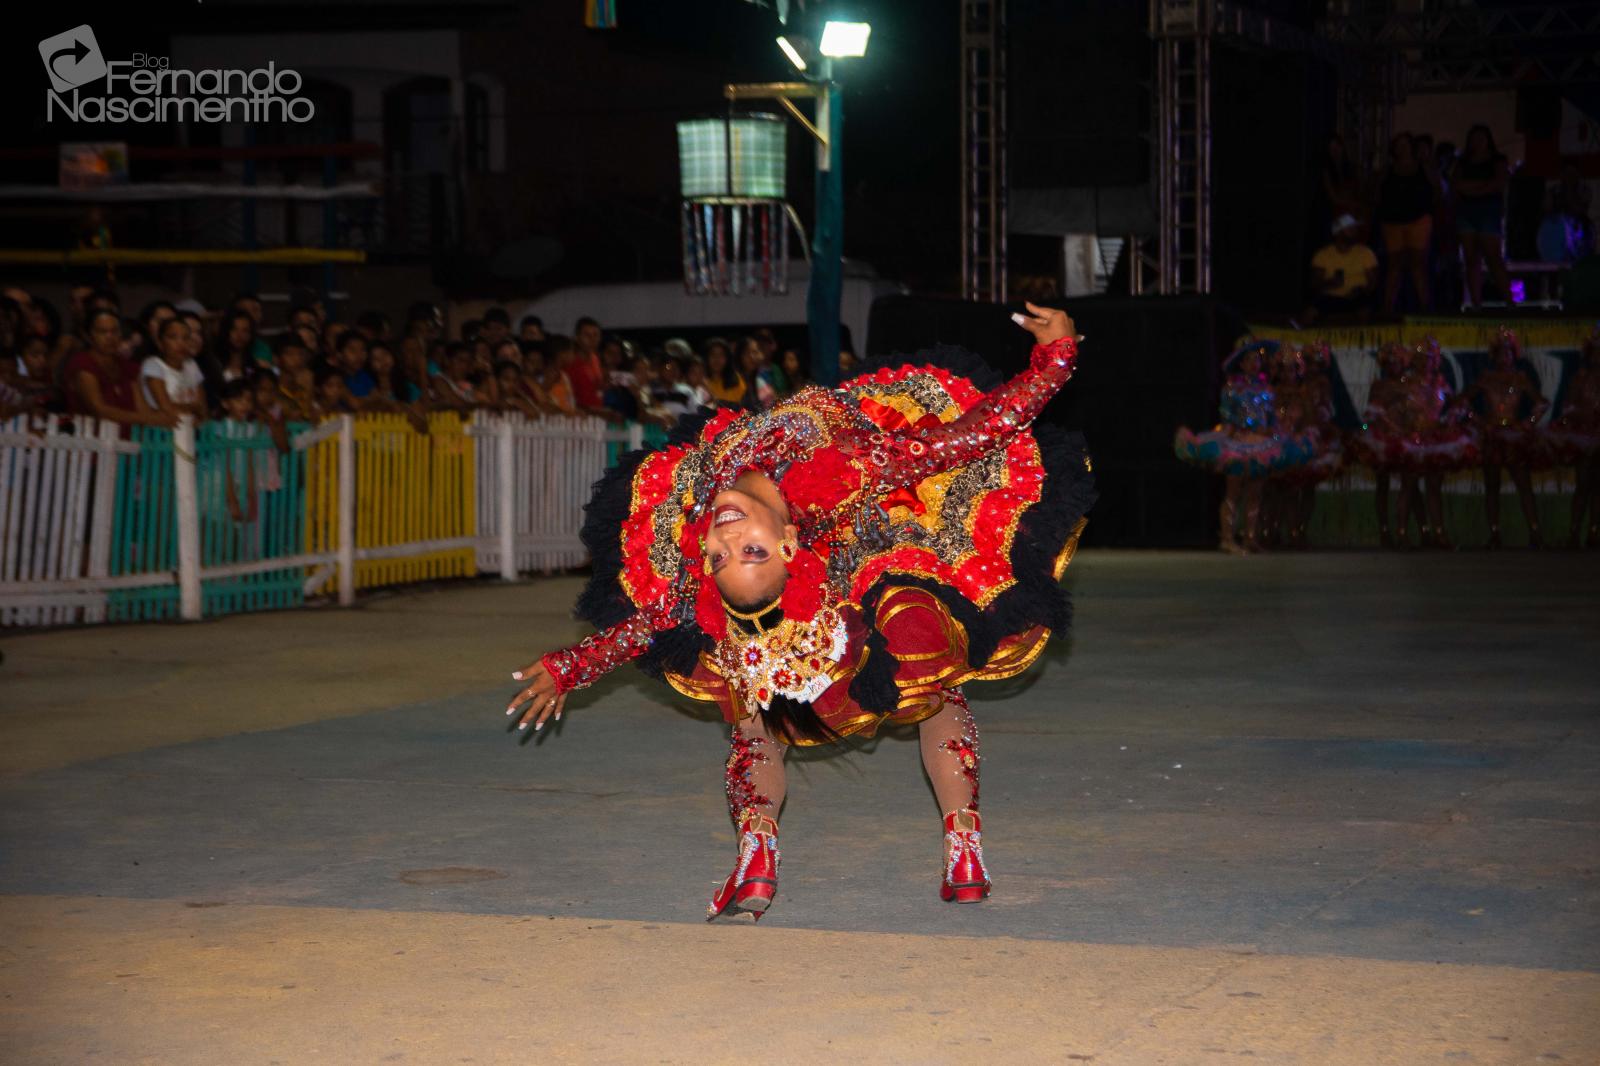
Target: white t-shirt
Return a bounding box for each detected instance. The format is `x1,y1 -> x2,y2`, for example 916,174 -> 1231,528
140,356 -> 206,410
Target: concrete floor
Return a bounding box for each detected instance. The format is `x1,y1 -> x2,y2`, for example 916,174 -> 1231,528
1,550 -> 1596,1064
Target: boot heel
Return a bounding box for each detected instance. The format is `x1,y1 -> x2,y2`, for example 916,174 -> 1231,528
949,882 -> 988,904
735,879 -> 774,911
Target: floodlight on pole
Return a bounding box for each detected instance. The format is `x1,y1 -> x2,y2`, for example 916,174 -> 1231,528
777,35 -> 807,72
819,21 -> 870,58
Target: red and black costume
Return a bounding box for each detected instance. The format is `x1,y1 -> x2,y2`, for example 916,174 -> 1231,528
539,340 -> 1095,915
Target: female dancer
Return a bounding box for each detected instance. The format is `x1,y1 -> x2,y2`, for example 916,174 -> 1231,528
506,305 -> 1095,917
1392,339 -> 1475,549
1175,340 -> 1312,553
1459,328 -> 1548,547
1351,342 -> 1414,546
1268,343 -> 1342,548
1549,328 -> 1600,546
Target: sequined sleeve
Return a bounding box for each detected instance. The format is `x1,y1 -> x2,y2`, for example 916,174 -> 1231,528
541,607 -> 667,693
860,337 -> 1078,492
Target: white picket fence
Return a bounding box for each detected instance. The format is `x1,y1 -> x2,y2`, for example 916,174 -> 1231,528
0,411 -> 637,627
470,412 -> 643,577
0,415 -> 130,626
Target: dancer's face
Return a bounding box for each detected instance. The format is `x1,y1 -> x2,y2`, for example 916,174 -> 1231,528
705,471 -> 798,612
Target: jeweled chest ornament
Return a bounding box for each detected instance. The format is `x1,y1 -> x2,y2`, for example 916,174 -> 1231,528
715,605 -> 849,714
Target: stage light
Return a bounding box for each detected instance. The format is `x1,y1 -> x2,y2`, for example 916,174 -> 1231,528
777,35 -> 807,71
819,21 -> 870,58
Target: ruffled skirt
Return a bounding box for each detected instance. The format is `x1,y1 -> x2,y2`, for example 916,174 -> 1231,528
1174,427 -> 1315,478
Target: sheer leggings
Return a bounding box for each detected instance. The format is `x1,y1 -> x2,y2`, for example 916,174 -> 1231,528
722,688 -> 981,826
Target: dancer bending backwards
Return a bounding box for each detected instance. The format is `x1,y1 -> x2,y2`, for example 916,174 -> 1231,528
1548,328 -> 1600,547
1458,328 -> 1548,548
1174,339 -> 1314,554
506,305 -> 1095,918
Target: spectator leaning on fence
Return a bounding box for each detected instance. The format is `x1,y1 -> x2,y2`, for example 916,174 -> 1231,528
141,317 -> 207,420
539,335 -> 578,415
335,329 -> 375,400
208,310 -> 262,408
1304,213 -> 1378,324
1,333 -> 60,417
568,316 -> 615,420
65,308 -> 173,428
274,332 -> 317,422
315,365 -> 357,416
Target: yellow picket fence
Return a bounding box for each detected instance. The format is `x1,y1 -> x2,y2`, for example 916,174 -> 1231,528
305,413 -> 477,591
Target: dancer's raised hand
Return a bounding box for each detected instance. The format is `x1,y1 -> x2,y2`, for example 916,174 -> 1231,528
1012,302 -> 1076,346
507,658 -> 566,733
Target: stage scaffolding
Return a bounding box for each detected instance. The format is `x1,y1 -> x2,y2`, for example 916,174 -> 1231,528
960,0 -> 1007,302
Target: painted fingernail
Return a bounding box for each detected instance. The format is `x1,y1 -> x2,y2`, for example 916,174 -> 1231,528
555,712 -> 562,721
512,671 -> 522,680
506,707 -> 515,715
518,722 -> 528,730
534,721 -> 543,731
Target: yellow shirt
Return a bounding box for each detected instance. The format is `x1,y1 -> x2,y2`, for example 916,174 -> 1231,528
1311,242 -> 1378,297
707,373 -> 746,405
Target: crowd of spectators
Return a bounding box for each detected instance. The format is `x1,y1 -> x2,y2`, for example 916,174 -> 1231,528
1306,124 -> 1563,322
0,282 -> 843,439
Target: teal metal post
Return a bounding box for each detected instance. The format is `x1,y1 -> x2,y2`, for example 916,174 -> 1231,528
807,80 -> 844,387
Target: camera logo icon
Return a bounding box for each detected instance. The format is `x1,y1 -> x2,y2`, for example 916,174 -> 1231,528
39,26 -> 108,92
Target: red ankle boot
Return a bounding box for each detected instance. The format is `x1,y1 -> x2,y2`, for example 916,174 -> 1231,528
707,812 -> 780,920
940,808 -> 991,903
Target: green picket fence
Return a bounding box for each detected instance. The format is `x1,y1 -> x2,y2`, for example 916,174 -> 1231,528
106,422 -> 314,621
108,425 -> 180,622
196,421 -> 311,617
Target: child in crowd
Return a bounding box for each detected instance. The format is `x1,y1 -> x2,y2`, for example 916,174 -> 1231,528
628,354 -> 673,427
315,367 -> 358,417
365,343 -> 428,431
215,379 -> 262,525
653,355 -> 693,420
540,336 -> 579,416
432,341 -> 483,411
335,331 -> 375,399
140,317 -> 207,420
681,357 -> 713,411
273,334 -> 317,422
496,360 -> 543,419
4,335 -> 62,416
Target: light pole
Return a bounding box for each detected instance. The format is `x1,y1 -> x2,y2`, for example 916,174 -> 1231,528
725,20 -> 868,389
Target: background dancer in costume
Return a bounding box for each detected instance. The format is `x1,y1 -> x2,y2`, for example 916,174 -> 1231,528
1394,338 -> 1475,549
1175,340 -> 1313,554
1459,329 -> 1548,548
505,305 -> 1094,919
1550,329 -> 1600,547
1266,343 -> 1340,549
1352,342 -> 1415,547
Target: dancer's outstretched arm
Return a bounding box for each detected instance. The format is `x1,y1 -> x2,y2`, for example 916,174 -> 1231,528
858,304 -> 1080,493
508,605 -> 670,728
